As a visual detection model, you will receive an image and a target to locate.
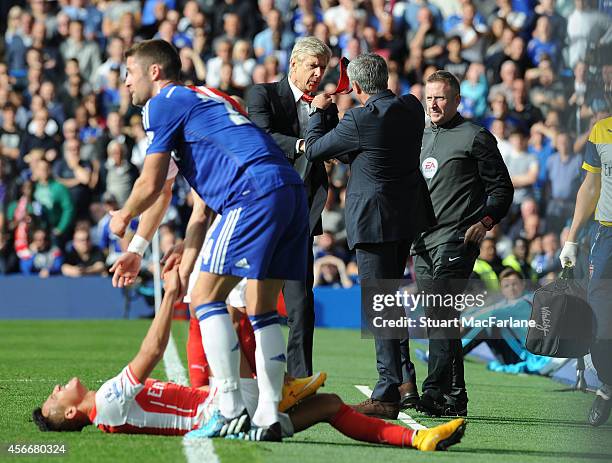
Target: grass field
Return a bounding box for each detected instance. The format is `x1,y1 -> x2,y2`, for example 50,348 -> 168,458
1,320 -> 611,463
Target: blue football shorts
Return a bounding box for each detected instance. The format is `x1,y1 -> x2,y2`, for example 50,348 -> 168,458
200,184 -> 308,281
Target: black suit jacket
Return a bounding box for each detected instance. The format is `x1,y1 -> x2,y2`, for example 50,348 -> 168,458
305,90 -> 436,249
247,77 -> 338,236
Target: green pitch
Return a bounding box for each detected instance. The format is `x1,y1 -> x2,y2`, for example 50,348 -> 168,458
0,320 -> 611,463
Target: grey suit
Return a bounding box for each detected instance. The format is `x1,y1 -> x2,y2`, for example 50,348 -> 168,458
305,90 -> 436,401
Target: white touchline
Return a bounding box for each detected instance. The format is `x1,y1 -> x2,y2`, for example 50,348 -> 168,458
354,385 -> 427,430
163,333 -> 220,463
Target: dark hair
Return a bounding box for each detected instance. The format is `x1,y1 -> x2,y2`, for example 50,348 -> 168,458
499,267 -> 522,281
426,70 -> 460,96
125,39 -> 181,81
32,408 -> 53,431
32,407 -> 86,432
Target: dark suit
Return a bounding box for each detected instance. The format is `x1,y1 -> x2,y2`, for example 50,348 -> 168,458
247,77 -> 338,377
305,90 -> 436,401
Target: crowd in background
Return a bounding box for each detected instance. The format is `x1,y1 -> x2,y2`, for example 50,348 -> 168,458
0,0 -> 610,292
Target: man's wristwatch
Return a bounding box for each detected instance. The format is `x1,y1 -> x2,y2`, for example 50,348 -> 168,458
480,216 -> 494,231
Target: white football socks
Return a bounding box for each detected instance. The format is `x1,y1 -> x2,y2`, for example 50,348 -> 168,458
195,302 -> 244,419
249,312 -> 286,427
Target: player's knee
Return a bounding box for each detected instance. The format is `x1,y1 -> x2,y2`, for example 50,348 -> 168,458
318,393 -> 343,418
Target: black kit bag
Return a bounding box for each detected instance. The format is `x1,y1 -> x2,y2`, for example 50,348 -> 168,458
525,267 -> 594,358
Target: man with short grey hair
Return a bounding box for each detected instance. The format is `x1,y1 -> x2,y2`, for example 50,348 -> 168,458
304,53 -> 436,419
247,36 -> 337,378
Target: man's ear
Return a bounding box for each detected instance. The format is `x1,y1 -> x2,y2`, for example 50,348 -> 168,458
149,63 -> 162,81
64,406 -> 78,420
353,81 -> 362,95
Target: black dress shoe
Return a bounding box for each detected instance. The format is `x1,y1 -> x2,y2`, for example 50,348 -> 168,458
398,382 -> 420,409
443,394 -> 468,417
588,386 -> 611,427
416,391 -> 446,417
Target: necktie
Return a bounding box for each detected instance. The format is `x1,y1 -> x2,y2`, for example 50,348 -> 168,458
301,93 -> 314,104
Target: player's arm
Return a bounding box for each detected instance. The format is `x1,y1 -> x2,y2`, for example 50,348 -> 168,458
177,190 -> 214,294
566,171 -> 600,242
110,177 -> 175,287
110,152 -> 170,237
128,267 -> 181,383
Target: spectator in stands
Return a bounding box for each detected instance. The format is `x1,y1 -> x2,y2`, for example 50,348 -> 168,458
5,6 -> 28,79
566,0 -> 610,68
321,189 -> 346,243
94,36 -> 126,91
102,140 -> 137,207
232,40 -> 256,88
20,108 -> 59,161
54,138 -> 94,220
445,2 -> 488,64
460,62 -> 488,120
473,237 -> 505,291
489,60 -> 517,105
407,7 -> 445,65
0,103 -> 22,169
32,159 -> 75,244
218,63 -> 243,98
99,68 -> 122,116
545,132 -> 583,234
504,129 -> 539,207
492,0 -> 527,34
39,81 -> 66,127
439,35 -> 470,83
509,78 -> 543,127
527,16 -> 560,68
205,38 -> 232,88
502,237 -> 537,283
527,59 -> 566,117
253,8 -> 294,72
324,0 -> 366,37
490,118 -> 512,158
313,231 -> 348,263
292,0 -> 324,37
6,179 -> 46,258
527,122 -> 554,197
59,19 -> 101,84
313,255 -> 353,288
61,226 -> 106,277
534,231 -> 561,279
534,0 -> 567,44
19,227 -> 63,277
0,231 -> 18,274
129,115 -> 148,171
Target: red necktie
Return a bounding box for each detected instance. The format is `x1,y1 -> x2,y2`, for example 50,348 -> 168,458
301,93 -> 314,104
331,57 -> 352,95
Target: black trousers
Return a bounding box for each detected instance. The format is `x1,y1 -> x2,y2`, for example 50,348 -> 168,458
283,235 -> 315,377
356,240 -> 415,402
414,241 -> 479,403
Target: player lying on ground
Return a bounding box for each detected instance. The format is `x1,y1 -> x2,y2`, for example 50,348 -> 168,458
109,39 -> 312,437
33,267 -> 466,450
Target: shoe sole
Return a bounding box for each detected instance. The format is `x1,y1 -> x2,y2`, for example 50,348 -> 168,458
279,372 -> 327,412
416,404 -> 443,417
435,420 -> 467,451
400,396 -> 420,409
